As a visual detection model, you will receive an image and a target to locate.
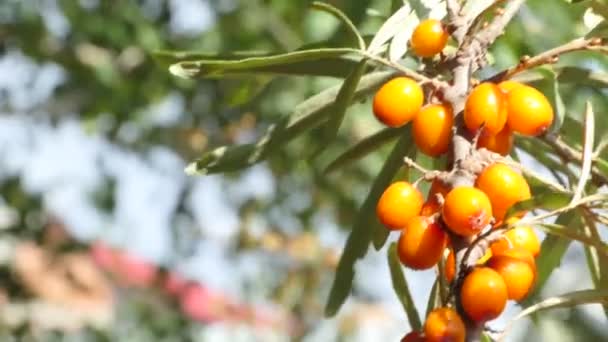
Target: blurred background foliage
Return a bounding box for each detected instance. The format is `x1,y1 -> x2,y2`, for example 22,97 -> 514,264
0,0 -> 606,341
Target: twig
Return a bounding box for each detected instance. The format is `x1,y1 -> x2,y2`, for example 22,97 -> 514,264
403,157 -> 430,174
487,38 -> 600,82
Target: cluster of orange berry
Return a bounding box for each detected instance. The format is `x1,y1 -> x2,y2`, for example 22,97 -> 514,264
371,19 -> 554,342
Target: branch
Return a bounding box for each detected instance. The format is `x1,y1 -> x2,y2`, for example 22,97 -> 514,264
487,37 -> 602,82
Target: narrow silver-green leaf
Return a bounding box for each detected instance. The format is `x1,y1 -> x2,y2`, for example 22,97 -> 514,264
320,59 -> 368,145
501,289 -> 608,340
325,130 -> 410,317
368,4 -> 413,53
311,2 -> 366,50
535,223 -> 608,257
425,278 -> 440,318
388,243 -> 422,330
186,71 -> 393,175
580,213 -> 608,318
514,66 -> 608,89
169,48 -> 360,79
504,191 -> 571,220
324,127 -> 402,174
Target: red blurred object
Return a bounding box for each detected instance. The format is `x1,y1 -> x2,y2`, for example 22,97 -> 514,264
179,284 -> 227,323
89,241 -> 116,272
163,272 -> 189,296
113,251 -> 158,288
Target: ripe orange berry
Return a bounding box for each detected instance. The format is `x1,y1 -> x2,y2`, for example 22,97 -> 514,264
424,307 -> 466,342
377,182 -> 424,230
373,77 -> 424,127
506,85 -> 554,136
492,247 -> 536,269
442,187 -> 493,236
477,127 -> 513,156
401,331 -> 424,342
475,163 -> 531,221
398,216 -> 448,270
445,248 -> 455,283
411,19 -> 449,58
498,80 -> 524,94
464,83 -> 507,135
487,252 -> 536,301
460,267 -> 508,322
413,104 -> 454,156
490,224 -> 541,257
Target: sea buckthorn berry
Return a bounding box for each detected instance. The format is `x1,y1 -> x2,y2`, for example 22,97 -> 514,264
492,247 -> 535,269
398,216 -> 448,270
490,223 -> 541,257
477,127 -> 513,156
487,252 -> 536,301
464,82 -> 507,135
411,19 -> 450,58
401,331 -> 424,342
460,267 -> 508,322
424,307 -> 466,342
377,182 -> 424,230
506,85 -> 554,136
475,163 -> 531,221
373,77 -> 424,127
445,248 -> 455,283
442,187 -> 493,236
498,80 -> 524,94
413,104 -> 454,156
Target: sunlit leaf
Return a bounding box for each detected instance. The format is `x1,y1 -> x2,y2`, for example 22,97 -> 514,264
535,223 -> 608,257
368,4 -> 413,53
167,48 -> 361,79
388,243 -> 422,330
502,289 -> 608,339
504,191 -> 571,220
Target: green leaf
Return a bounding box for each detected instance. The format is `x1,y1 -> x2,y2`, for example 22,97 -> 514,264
372,129 -> 416,250
168,48 -> 361,79
368,4 -> 413,53
391,0 -> 404,13
504,191 -> 571,220
324,127 -> 402,174
505,289 -> 608,334
523,212 -> 578,305
425,278 -> 440,318
311,2 -> 365,49
535,222 -> 608,257
153,50 -> 275,66
186,71 -> 393,175
325,129 -> 410,317
388,243 -> 422,330
586,20 -> 608,38
320,59 -> 368,146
